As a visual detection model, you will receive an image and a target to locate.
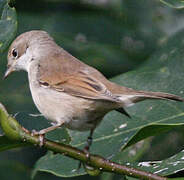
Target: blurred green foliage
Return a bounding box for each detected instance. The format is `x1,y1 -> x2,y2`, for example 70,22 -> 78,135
1,0 -> 184,179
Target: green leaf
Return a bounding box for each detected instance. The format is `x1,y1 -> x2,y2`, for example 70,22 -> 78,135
160,0 -> 184,9
127,149 -> 184,176
33,151 -> 86,178
45,128 -> 71,145
33,27 -> 184,177
123,124 -> 184,149
0,0 -> 17,53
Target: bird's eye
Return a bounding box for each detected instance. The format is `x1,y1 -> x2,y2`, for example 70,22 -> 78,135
11,48 -> 18,58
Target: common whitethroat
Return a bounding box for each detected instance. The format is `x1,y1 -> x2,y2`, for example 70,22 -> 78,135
4,30 -> 184,149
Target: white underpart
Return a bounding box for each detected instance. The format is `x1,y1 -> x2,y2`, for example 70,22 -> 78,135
117,95 -> 136,107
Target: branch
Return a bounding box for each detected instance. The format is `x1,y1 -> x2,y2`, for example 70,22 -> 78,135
0,103 -> 167,180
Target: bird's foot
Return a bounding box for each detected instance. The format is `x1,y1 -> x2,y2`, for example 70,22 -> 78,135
31,129 -> 46,147
30,123 -> 63,147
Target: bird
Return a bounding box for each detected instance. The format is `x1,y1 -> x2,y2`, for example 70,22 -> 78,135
4,30 -> 184,150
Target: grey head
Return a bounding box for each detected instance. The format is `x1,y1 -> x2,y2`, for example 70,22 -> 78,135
4,30 -> 55,79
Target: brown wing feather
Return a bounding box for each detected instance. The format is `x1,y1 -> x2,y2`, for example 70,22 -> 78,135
38,50 -> 119,102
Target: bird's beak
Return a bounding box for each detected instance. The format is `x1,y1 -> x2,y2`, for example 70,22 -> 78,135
3,66 -> 14,79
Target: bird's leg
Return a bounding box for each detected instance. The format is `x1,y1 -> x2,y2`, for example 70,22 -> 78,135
31,122 -> 63,146
83,129 -> 94,158
78,129 -> 95,170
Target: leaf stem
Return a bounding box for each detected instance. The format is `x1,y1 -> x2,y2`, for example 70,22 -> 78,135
0,103 -> 167,180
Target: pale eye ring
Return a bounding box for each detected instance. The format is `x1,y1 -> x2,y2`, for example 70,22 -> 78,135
11,48 -> 18,58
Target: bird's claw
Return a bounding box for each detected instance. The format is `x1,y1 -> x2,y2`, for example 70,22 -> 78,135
31,129 -> 45,147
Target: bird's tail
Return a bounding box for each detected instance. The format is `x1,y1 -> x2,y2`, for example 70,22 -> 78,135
116,90 -> 184,107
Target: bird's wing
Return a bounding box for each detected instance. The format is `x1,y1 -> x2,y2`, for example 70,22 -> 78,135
38,50 -> 119,102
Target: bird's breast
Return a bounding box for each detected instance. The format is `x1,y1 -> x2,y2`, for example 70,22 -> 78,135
27,63 -> 117,131
28,78 -> 112,131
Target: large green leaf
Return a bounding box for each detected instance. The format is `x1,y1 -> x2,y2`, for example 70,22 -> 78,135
33,28 -> 184,177
0,0 -> 17,53
126,149 -> 184,176
33,151 -> 86,178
